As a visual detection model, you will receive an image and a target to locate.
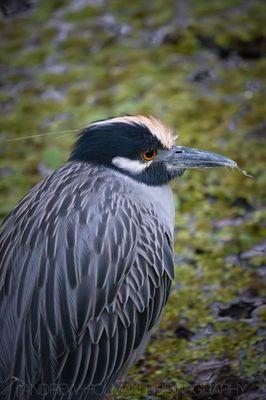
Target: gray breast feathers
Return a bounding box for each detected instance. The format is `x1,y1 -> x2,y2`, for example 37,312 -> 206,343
0,161 -> 175,398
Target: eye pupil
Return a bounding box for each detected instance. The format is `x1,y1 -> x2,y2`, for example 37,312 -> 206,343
142,149 -> 157,161
145,150 -> 154,158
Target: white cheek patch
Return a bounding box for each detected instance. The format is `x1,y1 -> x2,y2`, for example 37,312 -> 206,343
112,157 -> 152,174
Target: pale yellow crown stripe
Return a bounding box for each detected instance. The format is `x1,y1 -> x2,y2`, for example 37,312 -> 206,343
91,115 -> 177,149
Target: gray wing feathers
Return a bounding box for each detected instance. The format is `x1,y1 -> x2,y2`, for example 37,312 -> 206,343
0,162 -> 174,397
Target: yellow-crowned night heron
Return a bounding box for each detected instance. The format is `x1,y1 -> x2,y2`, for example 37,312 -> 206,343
0,116 -> 236,399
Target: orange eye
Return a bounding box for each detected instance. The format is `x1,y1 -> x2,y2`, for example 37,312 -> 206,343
141,149 -> 157,161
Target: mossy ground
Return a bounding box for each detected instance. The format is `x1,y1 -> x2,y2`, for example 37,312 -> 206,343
0,1 -> 265,399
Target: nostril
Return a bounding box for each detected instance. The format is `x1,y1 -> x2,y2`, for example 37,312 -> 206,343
175,150 -> 184,154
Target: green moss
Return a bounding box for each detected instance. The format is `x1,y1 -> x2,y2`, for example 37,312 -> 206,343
0,0 -> 265,397
14,47 -> 52,67
191,0 -> 266,47
65,6 -> 102,22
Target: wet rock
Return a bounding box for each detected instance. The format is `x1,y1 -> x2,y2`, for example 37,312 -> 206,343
197,35 -> 232,59
195,247 -> 207,255
152,1 -> 191,47
225,241 -> 266,265
175,323 -> 194,340
186,359 -> 255,400
0,167 -> 14,177
41,88 -> 65,101
231,197 -> 254,211
0,0 -> 32,17
190,69 -> 213,83
237,387 -> 266,400
70,0 -> 105,12
38,163 -> 53,178
97,14 -> 132,37
251,304 -> 266,321
49,21 -> 74,43
240,242 -> 266,260
197,35 -> 266,60
240,288 -> 259,299
246,122 -> 266,142
213,215 -> 251,228
151,26 -> 170,46
0,0 -> 265,396
152,26 -> 181,47
217,300 -> 258,319
257,266 -> 266,278
231,37 -> 266,60
193,359 -> 231,384
45,63 -> 68,74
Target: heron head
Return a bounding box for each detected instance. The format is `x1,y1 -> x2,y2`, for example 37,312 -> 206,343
69,115 -> 237,185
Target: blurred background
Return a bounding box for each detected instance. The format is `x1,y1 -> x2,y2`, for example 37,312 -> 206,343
0,0 -> 265,399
